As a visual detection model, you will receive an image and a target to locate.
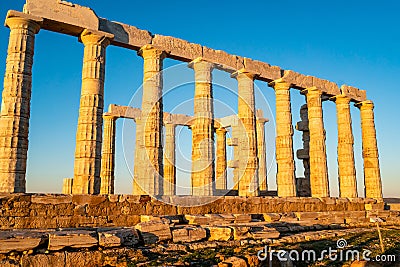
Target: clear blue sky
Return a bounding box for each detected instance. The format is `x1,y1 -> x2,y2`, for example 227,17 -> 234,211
0,0 -> 399,197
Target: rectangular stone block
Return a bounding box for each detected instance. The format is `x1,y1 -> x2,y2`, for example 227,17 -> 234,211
341,85 -> 367,102
184,215 -> 210,225
202,46 -> 240,72
249,226 -> 280,239
312,77 -> 340,96
206,226 -> 232,241
98,228 -> 139,247
135,221 -> 172,244
48,230 -> 98,251
244,57 -> 281,81
282,70 -> 313,89
152,34 -> 202,61
0,230 -> 45,253
263,213 -> 281,222
233,214 -> 252,223
172,226 -> 206,243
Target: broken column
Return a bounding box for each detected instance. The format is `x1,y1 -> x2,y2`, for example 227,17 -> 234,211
232,69 -> 259,197
0,12 -> 41,193
72,29 -> 112,194
333,94 -> 357,198
269,80 -> 296,197
62,178 -> 73,194
215,127 -> 227,190
189,58 -> 215,196
355,100 -> 383,200
256,110 -> 268,191
303,87 -> 329,197
163,123 -> 176,195
100,114 -> 117,194
295,104 -> 311,197
135,45 -> 165,196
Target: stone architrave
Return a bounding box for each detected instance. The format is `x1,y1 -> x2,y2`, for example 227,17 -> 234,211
100,114 -> 117,194
215,127 -> 227,190
355,100 -> 383,200
135,45 -> 165,196
0,12 -> 42,193
269,80 -> 296,197
333,94 -> 357,198
256,111 -> 268,191
189,58 -> 215,196
163,123 -> 176,195
303,87 -> 329,197
232,69 -> 259,197
72,29 -> 113,194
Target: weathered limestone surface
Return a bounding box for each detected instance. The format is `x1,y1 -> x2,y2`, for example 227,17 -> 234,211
304,87 -> 329,197
256,110 -> 268,191
98,228 -> 140,247
100,114 -> 117,194
0,230 -> 45,253
48,230 -> 98,251
0,11 -> 42,193
233,69 -> 259,197
270,80 -> 296,197
189,58 -> 215,196
356,101 -> 383,200
163,123 -> 176,196
152,34 -> 202,62
72,29 -> 112,194
341,85 -> 367,102
206,226 -> 232,241
135,220 -> 172,244
172,226 -> 206,243
134,45 -> 165,196
295,104 -> 311,197
334,95 -> 357,198
62,178 -> 73,194
215,127 -> 227,190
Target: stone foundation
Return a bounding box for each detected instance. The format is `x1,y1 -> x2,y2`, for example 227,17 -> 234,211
0,194 -> 383,230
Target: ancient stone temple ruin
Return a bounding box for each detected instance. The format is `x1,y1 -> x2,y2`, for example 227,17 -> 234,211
0,0 -> 383,201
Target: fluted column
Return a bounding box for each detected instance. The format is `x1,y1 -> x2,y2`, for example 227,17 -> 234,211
269,80 -> 296,197
72,29 -> 112,194
100,114 -> 117,194
0,13 -> 41,193
215,127 -> 227,190
189,58 -> 214,196
133,118 -> 146,195
135,45 -> 165,196
163,123 -> 176,195
62,178 -> 73,194
303,87 -> 329,197
256,116 -> 268,191
232,69 -> 259,197
333,95 -> 357,198
355,100 -> 383,200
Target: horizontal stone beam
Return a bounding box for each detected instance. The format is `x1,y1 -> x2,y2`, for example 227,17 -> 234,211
340,85 -> 367,102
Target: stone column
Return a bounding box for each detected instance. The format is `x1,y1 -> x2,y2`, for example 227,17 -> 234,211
232,69 -> 259,197
355,100 -> 383,200
269,80 -> 296,197
0,13 -> 41,193
133,118 -> 146,195
215,127 -> 227,190
189,58 -> 214,196
136,45 -> 165,196
256,113 -> 268,191
163,123 -> 176,195
333,95 -> 357,198
73,30 -> 112,195
303,87 -> 329,197
100,114 -> 117,194
62,178 -> 73,194
296,104 -> 311,197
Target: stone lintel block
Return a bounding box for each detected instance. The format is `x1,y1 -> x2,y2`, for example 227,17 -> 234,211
226,137 -> 238,146
0,230 -> 46,253
244,57 -> 281,82
152,34 -> 202,61
202,46 -> 242,72
99,19 -> 152,49
227,160 -> 239,168
282,70 -> 313,89
24,0 -> 99,36
312,77 -> 340,96
5,10 -> 43,26
31,194 -> 72,205
341,85 -> 367,102
48,230 -> 98,251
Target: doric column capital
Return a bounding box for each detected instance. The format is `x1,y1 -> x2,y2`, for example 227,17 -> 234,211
215,127 -> 227,134
231,68 -> 258,80
188,57 -> 214,70
268,78 -> 292,90
355,100 -> 374,110
79,29 -> 113,47
138,44 -> 167,60
103,113 -> 117,121
5,11 -> 42,33
302,86 -> 323,96
331,94 -> 351,104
